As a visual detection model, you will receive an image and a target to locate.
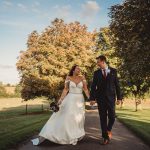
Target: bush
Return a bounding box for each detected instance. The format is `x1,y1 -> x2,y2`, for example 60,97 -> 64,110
0,85 -> 9,97
0,84 -> 21,98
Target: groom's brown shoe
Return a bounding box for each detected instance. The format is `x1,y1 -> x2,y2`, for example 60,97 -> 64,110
101,138 -> 110,145
108,131 -> 112,140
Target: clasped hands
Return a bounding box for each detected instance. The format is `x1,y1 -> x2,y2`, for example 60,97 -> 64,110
90,100 -> 122,106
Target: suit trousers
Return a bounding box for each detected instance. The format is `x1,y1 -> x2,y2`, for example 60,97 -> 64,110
97,97 -> 116,139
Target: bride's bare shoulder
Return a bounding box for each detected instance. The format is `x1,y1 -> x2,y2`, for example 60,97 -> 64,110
66,76 -> 71,80
79,75 -> 86,80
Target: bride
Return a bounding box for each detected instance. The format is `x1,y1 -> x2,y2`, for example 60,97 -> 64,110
31,65 -> 90,146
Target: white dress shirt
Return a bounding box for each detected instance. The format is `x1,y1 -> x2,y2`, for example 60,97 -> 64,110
101,66 -> 110,77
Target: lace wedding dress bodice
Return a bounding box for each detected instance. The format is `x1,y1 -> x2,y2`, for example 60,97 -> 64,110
66,80 -> 84,94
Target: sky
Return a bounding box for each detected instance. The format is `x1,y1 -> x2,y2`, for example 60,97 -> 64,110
0,0 -> 123,84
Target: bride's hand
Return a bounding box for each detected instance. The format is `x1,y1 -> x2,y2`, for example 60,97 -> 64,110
57,99 -> 62,105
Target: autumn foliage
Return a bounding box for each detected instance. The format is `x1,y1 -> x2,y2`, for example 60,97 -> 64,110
16,18 -> 96,100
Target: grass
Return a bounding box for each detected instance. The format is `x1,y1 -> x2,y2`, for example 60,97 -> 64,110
116,107 -> 150,146
0,98 -> 51,150
0,98 -> 150,149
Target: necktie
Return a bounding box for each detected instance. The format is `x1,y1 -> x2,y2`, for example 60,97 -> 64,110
103,69 -> 106,79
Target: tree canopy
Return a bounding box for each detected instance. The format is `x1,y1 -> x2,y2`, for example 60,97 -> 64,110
95,27 -> 118,68
16,18 -> 96,100
109,0 -> 150,99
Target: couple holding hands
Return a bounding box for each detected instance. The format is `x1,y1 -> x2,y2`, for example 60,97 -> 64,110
32,55 -> 122,146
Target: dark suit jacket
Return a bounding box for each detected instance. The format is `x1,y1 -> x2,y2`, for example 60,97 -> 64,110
90,67 -> 122,103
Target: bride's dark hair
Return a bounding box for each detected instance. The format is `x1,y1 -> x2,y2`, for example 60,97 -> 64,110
68,65 -> 78,76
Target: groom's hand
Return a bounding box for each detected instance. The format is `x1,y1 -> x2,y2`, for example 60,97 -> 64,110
116,100 -> 121,105
90,101 -> 96,106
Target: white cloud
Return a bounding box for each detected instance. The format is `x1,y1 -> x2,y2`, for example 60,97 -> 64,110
1,1 -> 41,14
81,1 -> 100,20
0,19 -> 46,33
53,5 -> 59,9
34,1 -> 40,6
0,64 -> 14,69
2,1 -> 13,7
79,1 -> 100,24
17,3 -> 28,12
31,1 -> 41,13
0,67 -> 19,84
53,5 -> 71,19
20,2 -> 41,14
31,7 -> 40,13
0,20 -> 31,29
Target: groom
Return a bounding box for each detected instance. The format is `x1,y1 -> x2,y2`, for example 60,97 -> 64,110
89,55 -> 123,145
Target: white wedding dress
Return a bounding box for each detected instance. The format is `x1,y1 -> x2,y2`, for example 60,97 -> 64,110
31,80 -> 85,145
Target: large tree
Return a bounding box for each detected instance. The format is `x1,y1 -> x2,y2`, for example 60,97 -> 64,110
109,0 -> 150,110
95,27 -> 118,68
16,18 -> 96,100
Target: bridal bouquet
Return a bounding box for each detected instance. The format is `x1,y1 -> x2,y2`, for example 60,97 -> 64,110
50,101 -> 59,112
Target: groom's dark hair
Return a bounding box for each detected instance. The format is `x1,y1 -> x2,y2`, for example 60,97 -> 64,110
96,55 -> 107,62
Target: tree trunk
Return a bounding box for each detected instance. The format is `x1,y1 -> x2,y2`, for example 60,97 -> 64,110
120,100 -> 124,109
135,98 -> 142,111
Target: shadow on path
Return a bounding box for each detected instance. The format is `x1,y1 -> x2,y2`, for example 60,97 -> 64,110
16,111 -> 149,150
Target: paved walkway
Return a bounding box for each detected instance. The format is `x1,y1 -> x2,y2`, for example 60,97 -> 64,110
17,110 -> 149,150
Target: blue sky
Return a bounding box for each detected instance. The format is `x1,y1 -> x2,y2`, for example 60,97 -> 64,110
0,0 -> 123,84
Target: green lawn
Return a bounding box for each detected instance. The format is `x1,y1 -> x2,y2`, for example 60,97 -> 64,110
0,105 -> 51,150
116,108 -> 150,146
